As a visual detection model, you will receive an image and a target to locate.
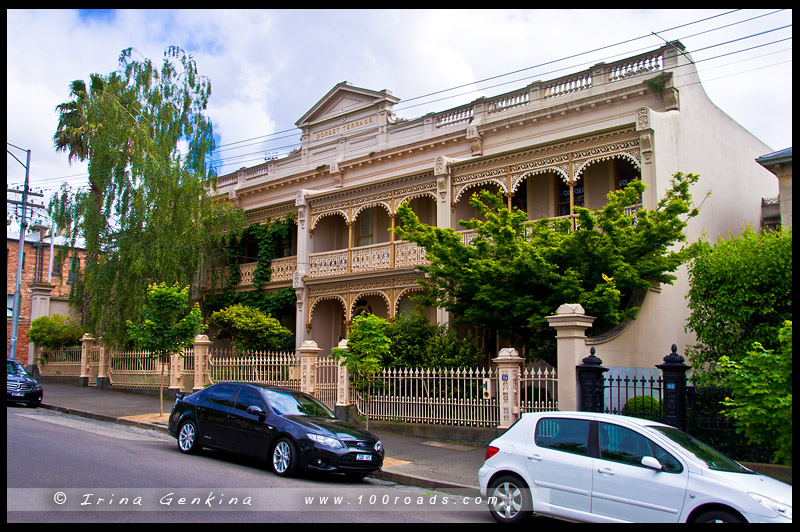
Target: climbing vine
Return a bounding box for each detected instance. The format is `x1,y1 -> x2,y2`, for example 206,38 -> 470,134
202,214 -> 297,316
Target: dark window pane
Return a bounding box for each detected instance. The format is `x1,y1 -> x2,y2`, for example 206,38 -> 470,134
535,417 -> 590,456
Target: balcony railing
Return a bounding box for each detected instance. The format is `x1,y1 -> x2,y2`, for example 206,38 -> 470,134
206,256 -> 297,288
206,205 -> 642,286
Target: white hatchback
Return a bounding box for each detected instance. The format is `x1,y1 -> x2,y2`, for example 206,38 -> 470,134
478,411 -> 791,523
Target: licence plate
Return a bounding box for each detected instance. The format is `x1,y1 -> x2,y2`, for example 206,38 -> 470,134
356,454 -> 372,461
12,392 -> 25,397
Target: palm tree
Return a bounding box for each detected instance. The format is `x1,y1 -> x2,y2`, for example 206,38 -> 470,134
52,73 -> 112,326
53,74 -> 106,163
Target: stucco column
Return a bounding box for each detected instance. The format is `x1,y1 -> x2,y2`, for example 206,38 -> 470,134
192,334 -> 212,391
493,347 -> 524,429
79,333 -> 95,387
169,350 -> 182,393
298,340 -> 321,395
96,340 -> 109,389
27,282 -> 54,374
434,155 -> 452,326
334,339 -> 351,407
294,190 -> 311,348
546,303 -> 596,412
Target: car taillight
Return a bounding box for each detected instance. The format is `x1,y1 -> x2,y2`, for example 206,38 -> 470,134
485,446 -> 500,461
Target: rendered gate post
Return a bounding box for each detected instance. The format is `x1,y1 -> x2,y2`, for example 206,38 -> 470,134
79,333 -> 95,387
334,338 -> 354,422
96,340 -> 109,390
546,303 -> 596,412
192,334 -> 212,391
493,347 -> 524,429
298,340 -> 321,395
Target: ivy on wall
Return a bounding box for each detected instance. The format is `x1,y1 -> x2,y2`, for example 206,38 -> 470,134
203,215 -> 297,316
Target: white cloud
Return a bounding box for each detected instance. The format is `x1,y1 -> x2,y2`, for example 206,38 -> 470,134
7,8 -> 792,209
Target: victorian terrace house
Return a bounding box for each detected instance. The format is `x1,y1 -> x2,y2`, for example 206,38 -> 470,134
208,41 -> 777,371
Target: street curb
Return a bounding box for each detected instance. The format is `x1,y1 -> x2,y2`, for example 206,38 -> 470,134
371,470 -> 481,496
40,403 -> 171,435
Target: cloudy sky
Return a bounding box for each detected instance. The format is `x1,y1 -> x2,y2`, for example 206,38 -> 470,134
6,9 -> 792,228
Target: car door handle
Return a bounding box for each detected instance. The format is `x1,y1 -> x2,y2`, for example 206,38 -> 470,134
526,454 -> 543,461
597,467 -> 615,475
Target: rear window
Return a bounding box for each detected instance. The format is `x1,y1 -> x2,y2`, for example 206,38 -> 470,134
199,384 -> 238,408
534,417 -> 590,456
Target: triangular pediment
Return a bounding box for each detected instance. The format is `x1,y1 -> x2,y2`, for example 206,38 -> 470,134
295,82 -> 399,129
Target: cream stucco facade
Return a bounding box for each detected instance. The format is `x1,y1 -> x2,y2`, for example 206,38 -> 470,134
210,41 -> 778,369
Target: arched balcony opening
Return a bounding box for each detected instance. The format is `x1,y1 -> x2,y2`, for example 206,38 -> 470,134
310,212 -> 349,254
453,182 -> 503,229
309,297 -> 347,357
577,157 -> 641,210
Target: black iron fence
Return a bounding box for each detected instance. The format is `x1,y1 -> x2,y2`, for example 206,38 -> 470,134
578,345 -> 776,463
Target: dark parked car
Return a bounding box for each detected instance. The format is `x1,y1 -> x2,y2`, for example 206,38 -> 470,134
168,382 -> 384,479
7,358 -> 43,407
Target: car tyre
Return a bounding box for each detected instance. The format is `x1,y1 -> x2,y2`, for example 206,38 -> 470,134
693,509 -> 745,523
488,474 -> 533,523
177,420 -> 202,455
272,438 -> 299,477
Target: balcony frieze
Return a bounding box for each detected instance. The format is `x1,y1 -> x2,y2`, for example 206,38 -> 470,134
308,172 -> 436,230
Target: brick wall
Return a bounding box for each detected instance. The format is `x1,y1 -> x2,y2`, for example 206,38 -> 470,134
6,237 -> 85,363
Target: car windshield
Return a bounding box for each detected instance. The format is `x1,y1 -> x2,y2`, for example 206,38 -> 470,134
264,389 -> 336,419
648,426 -> 754,473
7,360 -> 27,377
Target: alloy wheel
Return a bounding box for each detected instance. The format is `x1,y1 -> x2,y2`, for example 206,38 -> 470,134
178,422 -> 196,453
273,440 -> 291,474
488,475 -> 531,523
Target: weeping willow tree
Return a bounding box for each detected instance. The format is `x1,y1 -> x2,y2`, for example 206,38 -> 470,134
50,46 -> 244,346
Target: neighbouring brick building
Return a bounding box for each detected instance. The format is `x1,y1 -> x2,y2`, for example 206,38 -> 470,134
6,231 -> 85,365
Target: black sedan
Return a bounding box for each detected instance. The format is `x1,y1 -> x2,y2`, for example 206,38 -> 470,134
168,382 -> 384,479
7,359 -> 43,407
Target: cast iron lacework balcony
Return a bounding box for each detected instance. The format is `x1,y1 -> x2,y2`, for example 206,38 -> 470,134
205,256 -> 297,288
205,204 -> 644,287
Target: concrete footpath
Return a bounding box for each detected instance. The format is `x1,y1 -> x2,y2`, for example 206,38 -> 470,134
33,381 -> 489,495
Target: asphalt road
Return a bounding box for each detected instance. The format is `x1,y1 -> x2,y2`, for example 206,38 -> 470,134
6,405 -> 493,523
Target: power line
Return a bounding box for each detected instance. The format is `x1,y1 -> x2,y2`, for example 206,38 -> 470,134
16,10 -> 791,188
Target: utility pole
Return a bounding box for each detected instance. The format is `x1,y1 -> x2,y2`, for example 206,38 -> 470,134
7,144 -> 35,359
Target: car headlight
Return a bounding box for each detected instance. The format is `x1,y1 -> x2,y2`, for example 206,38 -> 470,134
749,492 -> 792,519
307,433 -> 343,449
374,440 -> 383,453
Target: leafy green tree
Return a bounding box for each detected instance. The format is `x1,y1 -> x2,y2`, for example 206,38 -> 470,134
50,46 -> 244,346
127,282 -> 204,415
685,227 -> 792,381
394,173 -> 700,363
330,313 -> 390,429
28,314 -> 85,363
208,304 -> 293,353
383,310 -> 482,368
718,321 -> 792,466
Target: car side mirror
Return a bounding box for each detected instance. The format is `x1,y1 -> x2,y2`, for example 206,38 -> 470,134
641,456 -> 663,471
247,405 -> 265,417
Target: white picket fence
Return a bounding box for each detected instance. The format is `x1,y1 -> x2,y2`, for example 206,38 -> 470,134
41,342 -> 557,428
